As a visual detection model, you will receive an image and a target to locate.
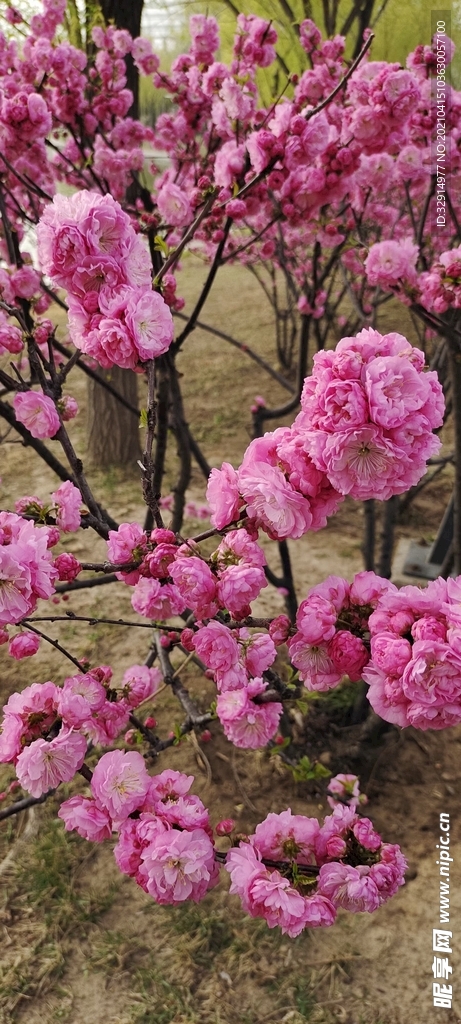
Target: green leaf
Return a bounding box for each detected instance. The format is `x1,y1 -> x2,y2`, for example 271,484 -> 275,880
139,408 -> 148,429
153,234 -> 170,256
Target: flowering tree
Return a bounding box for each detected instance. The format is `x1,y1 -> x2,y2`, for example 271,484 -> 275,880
0,1 -> 458,938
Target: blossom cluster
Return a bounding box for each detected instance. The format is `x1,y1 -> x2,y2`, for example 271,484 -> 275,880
57,764 -> 405,929
226,804 -> 406,936
0,511 -> 57,626
0,663 -> 162,795
364,576 -> 461,730
287,570 -> 392,690
207,330 -> 444,537
37,191 -> 174,370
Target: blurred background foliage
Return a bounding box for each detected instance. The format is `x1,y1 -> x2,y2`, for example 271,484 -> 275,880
136,0 -> 461,122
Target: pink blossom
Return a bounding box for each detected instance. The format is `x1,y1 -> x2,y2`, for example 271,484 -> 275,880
327,773 -> 363,810
217,678 -> 282,748
252,809 -> 320,865
123,287 -> 174,361
16,729 -> 87,797
131,578 -> 186,620
51,481 -> 82,532
365,238 -> 418,288
91,750 -> 150,825
269,614 -> 291,645
54,553 -> 82,582
317,862 -> 380,912
169,556 -> 218,619
192,622 -> 240,674
13,392 -> 60,439
107,522 -> 147,585
122,665 -> 162,708
352,817 -> 381,851
157,182 -> 193,227
206,463 -> 241,530
217,564 -> 267,616
239,460 -> 313,540
8,631 -> 40,659
138,827 -> 218,904
287,633 -> 341,691
328,631 -> 369,682
241,632 -> 277,676
58,672 -> 106,728
58,795 -> 112,841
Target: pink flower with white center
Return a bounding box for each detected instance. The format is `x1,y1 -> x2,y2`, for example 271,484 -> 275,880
308,425 -> 406,501
146,769 -> 194,805
169,556 -> 218,619
157,183 -> 193,227
124,287 -> 174,361
16,729 -> 87,797
91,750 -> 150,825
217,564 -> 267,617
206,463 -> 241,530
318,863 -> 380,913
58,795 -> 112,842
131,578 -> 186,620
71,254 -> 123,305
138,827 -> 217,904
8,632 -> 40,659
13,392 -> 60,440
122,665 -> 162,708
51,481 -> 82,532
58,672 -> 106,728
287,633 -> 341,692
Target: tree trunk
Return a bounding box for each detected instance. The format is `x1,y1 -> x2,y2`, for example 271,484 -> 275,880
87,0 -> 144,468
87,367 -> 141,467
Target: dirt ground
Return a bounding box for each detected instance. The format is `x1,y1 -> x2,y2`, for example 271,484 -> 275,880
0,258 -> 460,1024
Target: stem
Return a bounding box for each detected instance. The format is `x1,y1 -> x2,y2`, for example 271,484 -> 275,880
363,499 -> 376,572
377,496 -> 399,579
141,360 -> 163,529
